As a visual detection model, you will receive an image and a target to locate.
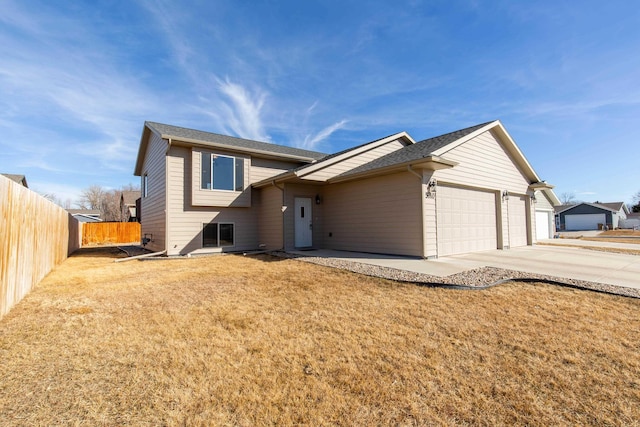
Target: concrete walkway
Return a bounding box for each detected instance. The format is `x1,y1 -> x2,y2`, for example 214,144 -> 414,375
290,244 -> 640,290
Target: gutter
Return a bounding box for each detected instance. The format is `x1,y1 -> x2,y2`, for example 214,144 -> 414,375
407,164 -> 422,180
165,138 -> 171,256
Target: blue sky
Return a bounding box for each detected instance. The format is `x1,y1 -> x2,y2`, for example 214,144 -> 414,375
1,0 -> 639,205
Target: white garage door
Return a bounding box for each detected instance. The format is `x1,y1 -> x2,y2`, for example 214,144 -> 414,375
437,186 -> 497,256
535,211 -> 551,240
508,195 -> 528,248
565,214 -> 606,231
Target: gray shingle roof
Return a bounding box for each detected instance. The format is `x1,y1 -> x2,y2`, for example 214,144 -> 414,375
146,122 -> 326,161
555,202 -> 626,214
335,121 -> 494,179
1,173 -> 28,187
121,190 -> 140,206
595,202 -> 626,212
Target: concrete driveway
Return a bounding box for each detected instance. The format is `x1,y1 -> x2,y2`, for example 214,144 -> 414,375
436,245 -> 640,289
291,244 -> 640,289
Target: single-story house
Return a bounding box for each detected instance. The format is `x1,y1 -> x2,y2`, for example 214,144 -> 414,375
1,173 -> 28,188
555,202 -> 629,231
67,209 -> 102,223
134,120 -> 559,257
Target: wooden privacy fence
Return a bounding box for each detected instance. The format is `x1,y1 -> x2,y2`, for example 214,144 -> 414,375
82,222 -> 140,246
1,175 -> 81,319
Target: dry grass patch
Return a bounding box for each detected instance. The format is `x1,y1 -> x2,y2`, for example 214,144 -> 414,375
599,230 -> 640,237
1,248 -> 639,425
582,238 -> 640,245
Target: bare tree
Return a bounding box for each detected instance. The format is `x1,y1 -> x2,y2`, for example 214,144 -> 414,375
76,184 -> 140,221
559,192 -> 577,205
77,185 -> 106,210
632,190 -> 640,213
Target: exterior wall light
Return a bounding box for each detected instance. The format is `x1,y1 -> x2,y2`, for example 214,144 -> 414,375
502,190 -> 509,201
426,179 -> 437,198
315,194 -> 321,204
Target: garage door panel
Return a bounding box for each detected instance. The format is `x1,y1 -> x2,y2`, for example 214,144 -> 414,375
437,186 -> 497,256
508,195 -> 528,248
536,211 -> 550,240
565,214 -> 605,231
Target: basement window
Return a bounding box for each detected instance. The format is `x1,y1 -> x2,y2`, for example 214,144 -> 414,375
203,223 -> 235,247
201,153 -> 244,191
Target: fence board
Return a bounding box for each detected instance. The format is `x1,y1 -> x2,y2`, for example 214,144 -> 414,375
82,222 -> 140,246
1,175 -> 80,319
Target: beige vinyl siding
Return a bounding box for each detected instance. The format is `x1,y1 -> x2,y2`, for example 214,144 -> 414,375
434,131 -> 531,194
140,132 -> 167,253
301,139 -> 406,182
166,146 -> 259,255
282,184 -> 324,250
251,158 -> 302,183
321,172 -> 422,256
191,149 -> 251,207
257,185 -> 284,250
422,172 -> 437,258
536,191 -> 554,210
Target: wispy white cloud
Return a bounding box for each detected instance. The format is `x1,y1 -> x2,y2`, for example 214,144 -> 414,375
300,120 -> 348,151
217,78 -> 269,141
0,2 -> 160,173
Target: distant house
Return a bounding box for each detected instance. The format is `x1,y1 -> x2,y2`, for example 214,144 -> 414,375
134,120 -> 559,257
1,174 -> 28,188
67,209 -> 102,223
120,190 -> 140,222
555,202 -> 630,230
620,212 -> 640,229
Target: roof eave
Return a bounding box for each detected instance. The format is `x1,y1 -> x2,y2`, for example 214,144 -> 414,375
252,171 -> 298,188
164,134 -> 320,163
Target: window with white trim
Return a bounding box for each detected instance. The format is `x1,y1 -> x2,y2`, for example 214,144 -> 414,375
142,173 -> 148,197
201,153 -> 244,191
203,223 -> 235,247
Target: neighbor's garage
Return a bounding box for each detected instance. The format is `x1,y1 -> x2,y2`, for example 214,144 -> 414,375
437,185 -> 497,256
565,213 -> 606,231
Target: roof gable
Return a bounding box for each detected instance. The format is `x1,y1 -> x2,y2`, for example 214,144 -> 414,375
1,173 -> 28,188
121,190 -> 139,205
294,132 -> 415,180
556,202 -> 620,215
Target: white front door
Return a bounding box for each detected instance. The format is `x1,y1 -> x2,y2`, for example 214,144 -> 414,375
294,197 -> 313,248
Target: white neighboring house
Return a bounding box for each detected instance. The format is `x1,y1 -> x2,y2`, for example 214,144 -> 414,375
620,213 -> 640,229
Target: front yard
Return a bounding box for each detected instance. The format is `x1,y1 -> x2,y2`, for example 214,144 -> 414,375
1,248 -> 639,425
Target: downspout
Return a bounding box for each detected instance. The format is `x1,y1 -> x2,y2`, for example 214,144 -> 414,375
164,138 -> 172,255
272,180 -> 285,251
407,165 -> 427,258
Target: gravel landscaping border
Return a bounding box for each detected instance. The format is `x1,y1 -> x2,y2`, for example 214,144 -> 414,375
271,251 -> 640,299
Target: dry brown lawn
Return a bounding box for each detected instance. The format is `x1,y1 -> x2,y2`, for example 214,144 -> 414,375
1,248 -> 639,426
